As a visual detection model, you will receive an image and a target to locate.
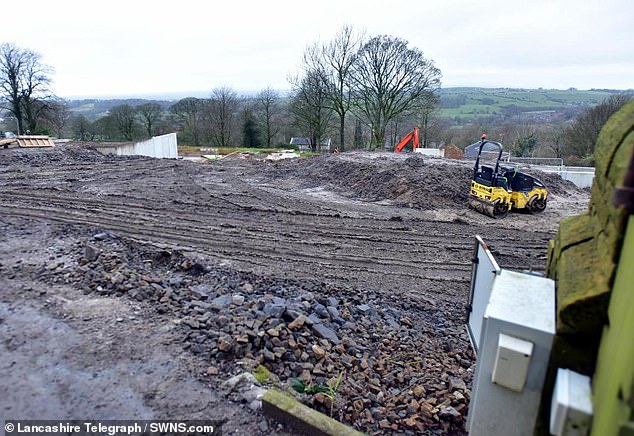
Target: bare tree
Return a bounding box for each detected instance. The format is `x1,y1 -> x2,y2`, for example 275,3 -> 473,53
305,25 -> 363,151
20,55 -> 54,133
43,99 -> 71,138
496,123 -> 539,157
562,94 -> 633,165
349,35 -> 441,148
353,118 -> 365,149
136,102 -> 163,138
256,87 -> 282,147
0,43 -> 26,133
110,104 -> 138,141
207,87 -> 239,147
524,125 -> 566,159
289,70 -> 335,152
170,97 -> 204,145
0,43 -> 54,134
419,93 -> 439,147
543,127 -> 565,159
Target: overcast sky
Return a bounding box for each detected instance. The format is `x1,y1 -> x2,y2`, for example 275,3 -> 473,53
3,0 -> 633,99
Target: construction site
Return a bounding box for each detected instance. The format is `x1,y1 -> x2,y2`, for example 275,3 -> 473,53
0,127 -> 628,435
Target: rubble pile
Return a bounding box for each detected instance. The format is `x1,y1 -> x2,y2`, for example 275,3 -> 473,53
37,232 -> 474,435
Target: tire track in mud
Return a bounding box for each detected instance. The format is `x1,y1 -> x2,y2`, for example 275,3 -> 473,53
0,179 -> 551,303
0,192 -> 472,269
0,150 -> 560,302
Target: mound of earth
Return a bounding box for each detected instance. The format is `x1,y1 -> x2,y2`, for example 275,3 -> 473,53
0,145 -> 118,165
254,151 -> 583,211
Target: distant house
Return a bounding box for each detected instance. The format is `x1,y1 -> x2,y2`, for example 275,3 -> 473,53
290,137 -> 311,152
463,140 -> 510,160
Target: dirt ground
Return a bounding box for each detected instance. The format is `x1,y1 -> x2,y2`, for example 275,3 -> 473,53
0,146 -> 589,435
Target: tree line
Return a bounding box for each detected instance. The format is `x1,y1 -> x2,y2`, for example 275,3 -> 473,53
0,27 -> 441,151
1,32 -> 631,164
68,88 -> 290,147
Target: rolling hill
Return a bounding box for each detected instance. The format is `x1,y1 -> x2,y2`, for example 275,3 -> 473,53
66,88 -> 631,124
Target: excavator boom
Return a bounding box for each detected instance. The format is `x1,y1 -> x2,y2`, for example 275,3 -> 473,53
394,127 -> 420,152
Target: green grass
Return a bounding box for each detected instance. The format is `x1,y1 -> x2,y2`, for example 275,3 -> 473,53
180,146 -> 292,154
178,145 -> 320,158
253,365 -> 272,384
437,87 -> 617,121
72,103 -> 97,113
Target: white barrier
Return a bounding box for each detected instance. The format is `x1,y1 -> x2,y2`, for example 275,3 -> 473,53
414,148 -> 444,157
557,170 -> 595,188
109,133 -> 178,159
504,162 -> 595,189
539,167 -> 595,188
467,235 -> 501,354
135,133 -> 178,158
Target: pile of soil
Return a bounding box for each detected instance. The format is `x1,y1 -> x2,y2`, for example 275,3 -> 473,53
301,154 -> 470,210
253,151 -> 583,210
0,145 -> 118,165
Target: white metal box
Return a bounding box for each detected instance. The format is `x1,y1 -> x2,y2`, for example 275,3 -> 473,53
467,269 -> 555,436
492,333 -> 534,392
550,368 -> 593,436
467,236 -> 501,354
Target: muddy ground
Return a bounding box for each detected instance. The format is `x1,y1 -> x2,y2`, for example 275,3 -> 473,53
0,146 -> 589,435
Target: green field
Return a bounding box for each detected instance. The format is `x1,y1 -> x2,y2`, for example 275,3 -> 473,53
437,87 -> 618,122
178,145 -> 319,158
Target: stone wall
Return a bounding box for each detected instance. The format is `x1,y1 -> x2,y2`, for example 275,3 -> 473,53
591,215 -> 634,435
545,101 -> 634,434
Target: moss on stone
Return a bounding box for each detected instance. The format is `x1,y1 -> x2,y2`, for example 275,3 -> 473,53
253,365 -> 272,384
595,101 -> 634,178
262,389 -> 365,436
556,240 -> 611,333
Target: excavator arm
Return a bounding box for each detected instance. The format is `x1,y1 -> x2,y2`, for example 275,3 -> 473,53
394,127 -> 420,152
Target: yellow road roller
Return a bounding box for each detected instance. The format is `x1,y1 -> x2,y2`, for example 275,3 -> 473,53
469,135 -> 548,218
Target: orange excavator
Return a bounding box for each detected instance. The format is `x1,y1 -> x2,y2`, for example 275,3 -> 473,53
394,127 -> 420,152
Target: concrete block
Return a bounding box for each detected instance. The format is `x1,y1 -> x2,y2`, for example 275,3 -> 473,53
262,389 -> 365,436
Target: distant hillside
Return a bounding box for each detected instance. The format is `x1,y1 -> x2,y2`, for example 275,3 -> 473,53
67,98 -> 173,120
66,88 -> 631,123
437,87 -> 630,124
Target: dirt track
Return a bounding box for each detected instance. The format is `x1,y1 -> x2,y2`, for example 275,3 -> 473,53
0,146 -> 589,434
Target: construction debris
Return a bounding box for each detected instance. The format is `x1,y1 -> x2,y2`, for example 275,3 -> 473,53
0,135 -> 55,148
